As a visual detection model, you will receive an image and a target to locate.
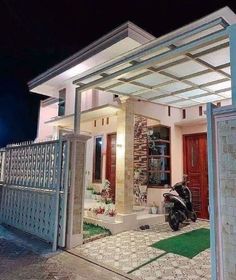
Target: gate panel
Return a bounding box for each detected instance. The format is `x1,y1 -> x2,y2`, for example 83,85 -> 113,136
0,140 -> 69,249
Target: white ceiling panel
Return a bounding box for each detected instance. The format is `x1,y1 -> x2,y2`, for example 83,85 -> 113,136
190,38 -> 229,55
122,69 -> 148,79
99,80 -> 121,88
135,72 -> 172,86
140,47 -> 170,61
164,60 -> 208,77
105,62 -> 131,75
159,81 -> 191,92
154,95 -> 181,103
138,90 -> 166,99
193,94 -> 224,103
175,88 -> 206,98
221,66 -> 231,75
154,55 -> 186,68
218,90 -> 231,98
112,83 -> 142,94
205,80 -> 231,91
170,100 -> 198,107
199,47 -> 230,67
188,72 -> 225,85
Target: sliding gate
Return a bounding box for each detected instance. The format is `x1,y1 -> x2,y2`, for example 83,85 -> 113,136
0,139 -> 69,250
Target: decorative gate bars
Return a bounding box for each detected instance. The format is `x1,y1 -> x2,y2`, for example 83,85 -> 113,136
0,149 -> 5,183
0,139 -> 69,250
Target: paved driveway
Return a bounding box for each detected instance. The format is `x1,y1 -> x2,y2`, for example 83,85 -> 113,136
72,220 -> 211,280
0,225 -> 132,280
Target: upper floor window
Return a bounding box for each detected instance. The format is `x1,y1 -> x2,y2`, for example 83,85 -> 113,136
58,88 -> 66,116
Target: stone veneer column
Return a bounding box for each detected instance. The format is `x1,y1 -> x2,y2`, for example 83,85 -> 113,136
116,100 -> 134,214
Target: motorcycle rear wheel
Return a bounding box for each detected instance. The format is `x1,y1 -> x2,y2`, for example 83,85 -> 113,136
168,210 -> 180,231
190,211 -> 197,222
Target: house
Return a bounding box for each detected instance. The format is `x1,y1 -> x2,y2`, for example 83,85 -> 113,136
28,6 -> 236,233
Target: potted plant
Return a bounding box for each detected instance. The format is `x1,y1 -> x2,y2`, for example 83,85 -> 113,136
93,206 -> 105,220
103,208 -> 116,222
151,202 -> 159,214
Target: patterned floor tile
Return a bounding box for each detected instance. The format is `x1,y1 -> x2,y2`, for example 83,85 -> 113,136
73,220 -> 211,279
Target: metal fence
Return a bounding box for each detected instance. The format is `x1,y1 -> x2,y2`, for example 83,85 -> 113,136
0,139 -> 69,250
0,149 -> 5,183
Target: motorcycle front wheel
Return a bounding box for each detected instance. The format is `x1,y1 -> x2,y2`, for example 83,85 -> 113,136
168,210 -> 180,231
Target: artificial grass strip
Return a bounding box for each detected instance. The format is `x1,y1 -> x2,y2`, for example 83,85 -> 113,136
83,222 -> 111,239
151,228 -> 210,259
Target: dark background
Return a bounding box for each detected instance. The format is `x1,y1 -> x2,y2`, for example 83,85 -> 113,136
0,0 -> 235,147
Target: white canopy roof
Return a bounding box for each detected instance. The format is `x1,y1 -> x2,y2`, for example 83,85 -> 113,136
73,7 -> 236,108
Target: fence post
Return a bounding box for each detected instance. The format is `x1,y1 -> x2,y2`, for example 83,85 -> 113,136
52,138 -> 63,251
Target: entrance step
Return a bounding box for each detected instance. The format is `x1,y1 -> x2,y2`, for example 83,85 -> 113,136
137,214 -> 165,226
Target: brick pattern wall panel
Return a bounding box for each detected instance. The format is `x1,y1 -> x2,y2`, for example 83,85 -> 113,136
133,115 -> 148,184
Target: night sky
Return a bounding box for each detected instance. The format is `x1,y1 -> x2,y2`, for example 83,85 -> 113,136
0,0 -> 235,147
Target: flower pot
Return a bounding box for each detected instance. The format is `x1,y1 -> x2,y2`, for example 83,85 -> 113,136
96,214 -> 104,220
151,207 -> 158,214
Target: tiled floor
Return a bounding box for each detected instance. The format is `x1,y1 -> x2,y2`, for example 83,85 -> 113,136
73,220 -> 211,280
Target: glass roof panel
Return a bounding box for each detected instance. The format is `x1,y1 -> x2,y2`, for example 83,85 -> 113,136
187,72 -> 226,85
205,80 -> 231,91
159,81 -> 192,92
199,47 -> 230,67
135,72 -> 172,86
164,60 -> 208,77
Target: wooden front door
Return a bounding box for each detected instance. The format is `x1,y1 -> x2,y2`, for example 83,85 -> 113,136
183,133 -> 208,219
106,133 -> 117,201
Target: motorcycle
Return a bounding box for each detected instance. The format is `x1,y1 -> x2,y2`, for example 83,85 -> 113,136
163,175 -> 197,231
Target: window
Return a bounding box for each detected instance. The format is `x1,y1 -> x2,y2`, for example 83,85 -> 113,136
199,106 -> 203,116
58,89 -> 66,116
93,136 -> 103,182
147,125 -> 171,187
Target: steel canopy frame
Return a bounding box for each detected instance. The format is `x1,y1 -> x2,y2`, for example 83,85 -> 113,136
73,18 -> 227,86
72,20 -> 228,97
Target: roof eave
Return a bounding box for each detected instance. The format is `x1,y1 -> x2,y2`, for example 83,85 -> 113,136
28,21 -> 155,90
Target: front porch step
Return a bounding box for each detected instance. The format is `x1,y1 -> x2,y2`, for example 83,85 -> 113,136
84,213 -> 166,235
137,213 -> 166,226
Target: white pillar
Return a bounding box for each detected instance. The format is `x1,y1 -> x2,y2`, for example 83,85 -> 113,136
66,88 -> 90,249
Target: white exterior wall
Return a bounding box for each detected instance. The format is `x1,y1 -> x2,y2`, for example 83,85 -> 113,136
36,92 -> 232,188
80,115 -> 118,190
36,101 -> 58,140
